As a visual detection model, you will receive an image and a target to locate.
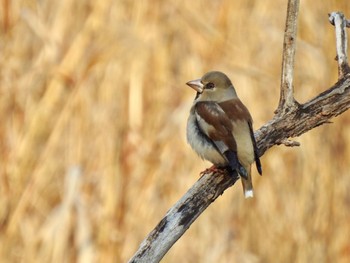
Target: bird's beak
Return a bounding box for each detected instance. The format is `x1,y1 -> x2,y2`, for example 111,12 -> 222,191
186,79 -> 204,93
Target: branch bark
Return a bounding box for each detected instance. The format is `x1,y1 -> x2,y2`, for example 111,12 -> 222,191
128,171 -> 238,263
128,4 -> 350,263
277,0 -> 300,115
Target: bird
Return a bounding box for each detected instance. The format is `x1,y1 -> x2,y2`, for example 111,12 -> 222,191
186,71 -> 262,198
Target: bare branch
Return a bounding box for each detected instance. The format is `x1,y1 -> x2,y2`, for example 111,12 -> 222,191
256,76 -> 350,156
128,8 -> 350,263
128,171 -> 238,263
277,0 -> 300,114
328,12 -> 350,77
129,74 -> 350,263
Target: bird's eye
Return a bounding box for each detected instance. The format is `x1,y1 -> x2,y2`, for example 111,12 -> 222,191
206,82 -> 215,89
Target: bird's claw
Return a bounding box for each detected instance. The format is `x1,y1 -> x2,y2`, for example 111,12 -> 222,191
200,165 -> 225,177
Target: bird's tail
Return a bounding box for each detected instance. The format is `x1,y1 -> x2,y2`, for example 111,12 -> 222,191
241,166 -> 253,198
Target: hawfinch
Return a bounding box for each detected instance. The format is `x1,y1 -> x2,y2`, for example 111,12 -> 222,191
186,71 -> 262,198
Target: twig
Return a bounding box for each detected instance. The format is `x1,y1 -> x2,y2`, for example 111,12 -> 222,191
328,12 -> 350,78
276,0 -> 300,115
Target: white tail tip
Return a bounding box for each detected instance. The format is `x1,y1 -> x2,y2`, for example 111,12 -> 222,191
244,190 -> 254,198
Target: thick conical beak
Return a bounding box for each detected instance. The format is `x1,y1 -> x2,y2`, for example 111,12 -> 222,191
186,78 -> 204,93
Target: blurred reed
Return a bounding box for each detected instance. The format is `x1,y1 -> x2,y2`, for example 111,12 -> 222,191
1,0 -> 350,262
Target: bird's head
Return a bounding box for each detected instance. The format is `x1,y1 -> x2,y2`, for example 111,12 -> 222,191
186,71 -> 237,102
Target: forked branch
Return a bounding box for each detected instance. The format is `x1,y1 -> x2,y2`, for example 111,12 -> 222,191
128,2 -> 350,263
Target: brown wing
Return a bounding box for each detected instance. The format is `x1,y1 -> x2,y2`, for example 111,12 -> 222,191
219,99 -> 262,175
218,99 -> 252,122
248,121 -> 262,175
195,101 -> 237,152
195,101 -> 249,179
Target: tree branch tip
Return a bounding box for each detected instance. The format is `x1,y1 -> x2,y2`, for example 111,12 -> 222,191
328,11 -> 350,27
328,12 -> 343,25
328,13 -> 335,26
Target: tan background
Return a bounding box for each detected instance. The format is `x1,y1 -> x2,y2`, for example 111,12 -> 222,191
1,0 -> 350,262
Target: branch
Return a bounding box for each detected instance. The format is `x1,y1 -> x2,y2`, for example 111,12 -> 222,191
255,76 -> 350,156
128,6 -> 350,263
129,75 -> 350,263
128,171 -> 238,263
277,0 -> 300,114
329,12 -> 350,78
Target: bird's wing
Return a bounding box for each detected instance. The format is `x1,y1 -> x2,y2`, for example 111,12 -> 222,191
218,98 -> 253,123
194,101 -> 237,153
219,99 -> 262,175
195,101 -> 247,177
248,121 -> 262,175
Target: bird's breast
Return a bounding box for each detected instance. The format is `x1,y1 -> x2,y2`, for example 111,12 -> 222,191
187,110 -> 227,166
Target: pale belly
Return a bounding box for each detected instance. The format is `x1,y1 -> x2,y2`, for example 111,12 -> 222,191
187,113 -> 227,166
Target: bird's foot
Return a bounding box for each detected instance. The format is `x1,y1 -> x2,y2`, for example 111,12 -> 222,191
200,165 -> 225,177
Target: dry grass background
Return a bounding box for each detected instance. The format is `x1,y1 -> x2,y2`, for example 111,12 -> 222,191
1,0 -> 350,262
